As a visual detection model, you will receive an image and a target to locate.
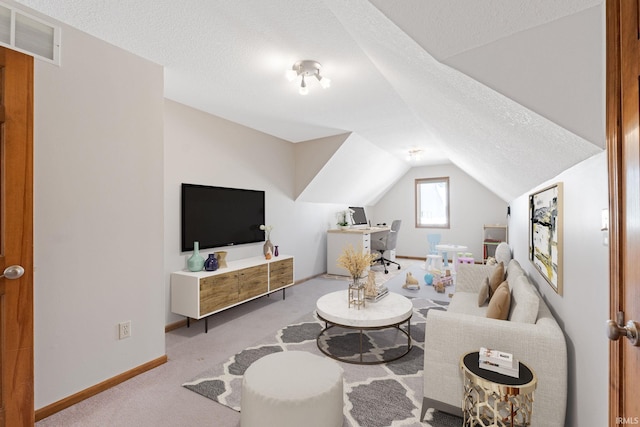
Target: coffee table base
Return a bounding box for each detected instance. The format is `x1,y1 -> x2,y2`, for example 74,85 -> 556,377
316,313 -> 412,365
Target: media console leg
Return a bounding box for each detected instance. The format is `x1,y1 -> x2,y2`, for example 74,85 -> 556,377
205,317 -> 208,333
282,288 -> 286,300
187,317 -> 190,328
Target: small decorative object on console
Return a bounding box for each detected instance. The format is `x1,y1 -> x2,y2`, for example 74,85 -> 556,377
260,224 -> 274,258
187,241 -> 205,272
204,253 -> 219,271
215,251 -> 228,268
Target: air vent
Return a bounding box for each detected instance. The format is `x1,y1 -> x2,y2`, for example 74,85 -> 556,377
0,2 -> 60,65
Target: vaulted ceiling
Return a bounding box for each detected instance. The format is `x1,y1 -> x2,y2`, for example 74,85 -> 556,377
15,0 -> 605,202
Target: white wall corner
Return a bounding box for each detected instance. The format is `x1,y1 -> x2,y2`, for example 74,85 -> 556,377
296,132 -> 410,205
293,133 -> 350,198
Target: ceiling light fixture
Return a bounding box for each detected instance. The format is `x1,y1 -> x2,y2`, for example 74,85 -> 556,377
286,60 -> 331,95
407,149 -> 423,162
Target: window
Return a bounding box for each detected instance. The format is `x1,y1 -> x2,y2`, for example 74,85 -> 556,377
415,177 -> 449,228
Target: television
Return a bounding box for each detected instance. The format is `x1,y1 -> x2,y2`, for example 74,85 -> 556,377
349,206 -> 368,226
181,183 -> 265,252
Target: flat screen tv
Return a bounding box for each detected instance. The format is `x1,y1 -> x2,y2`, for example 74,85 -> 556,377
181,183 -> 265,252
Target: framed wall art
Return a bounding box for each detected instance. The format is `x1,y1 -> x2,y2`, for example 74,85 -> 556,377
529,182 -> 563,295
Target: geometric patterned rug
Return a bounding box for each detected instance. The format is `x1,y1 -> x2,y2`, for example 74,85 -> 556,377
183,296 -> 462,427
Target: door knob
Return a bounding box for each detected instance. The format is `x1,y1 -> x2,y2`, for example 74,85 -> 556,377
0,265 -> 24,280
607,319 -> 640,346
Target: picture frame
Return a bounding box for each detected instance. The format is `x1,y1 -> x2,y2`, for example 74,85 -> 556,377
529,182 -> 563,295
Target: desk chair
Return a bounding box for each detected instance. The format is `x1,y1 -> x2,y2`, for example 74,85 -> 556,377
371,220 -> 402,274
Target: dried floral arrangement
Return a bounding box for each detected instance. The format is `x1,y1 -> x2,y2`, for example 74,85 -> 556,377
336,244 -> 377,279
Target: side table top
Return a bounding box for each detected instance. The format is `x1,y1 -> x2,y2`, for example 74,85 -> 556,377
460,351 -> 537,391
316,290 -> 413,328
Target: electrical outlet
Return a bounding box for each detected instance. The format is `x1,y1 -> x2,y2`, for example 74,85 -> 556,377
119,321 -> 131,339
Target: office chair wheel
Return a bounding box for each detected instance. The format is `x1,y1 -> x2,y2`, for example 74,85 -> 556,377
397,265 -> 401,270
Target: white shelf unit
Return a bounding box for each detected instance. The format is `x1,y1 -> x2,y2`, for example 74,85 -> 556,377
483,225 -> 508,263
171,255 -> 294,332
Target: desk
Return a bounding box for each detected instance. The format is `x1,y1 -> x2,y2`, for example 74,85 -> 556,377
326,227 -> 390,276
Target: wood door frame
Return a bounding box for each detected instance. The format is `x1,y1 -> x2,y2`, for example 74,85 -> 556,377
0,46 -> 34,426
606,0 -> 622,417
606,0 -> 637,423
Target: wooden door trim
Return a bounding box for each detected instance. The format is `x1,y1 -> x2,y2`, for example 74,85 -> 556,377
0,46 -> 35,426
606,0 -> 622,421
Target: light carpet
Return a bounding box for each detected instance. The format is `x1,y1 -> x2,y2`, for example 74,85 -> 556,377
380,263 -> 456,303
182,296 -> 461,427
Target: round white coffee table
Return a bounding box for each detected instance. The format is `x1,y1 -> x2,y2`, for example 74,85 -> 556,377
315,290 -> 413,364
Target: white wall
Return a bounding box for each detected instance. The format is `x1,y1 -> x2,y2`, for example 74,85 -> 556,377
164,100 -> 345,325
371,163 -> 508,259
507,152 -> 609,427
32,22 -> 165,407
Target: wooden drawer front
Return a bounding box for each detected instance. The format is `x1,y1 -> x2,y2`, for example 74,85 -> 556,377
200,272 -> 238,316
270,258 -> 293,291
238,264 -> 268,301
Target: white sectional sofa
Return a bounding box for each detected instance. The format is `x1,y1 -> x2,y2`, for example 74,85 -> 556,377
421,243 -> 567,427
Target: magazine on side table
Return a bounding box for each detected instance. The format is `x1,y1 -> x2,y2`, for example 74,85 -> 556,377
479,347 -> 519,378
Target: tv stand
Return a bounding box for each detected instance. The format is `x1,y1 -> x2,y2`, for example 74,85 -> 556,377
171,255 -> 294,332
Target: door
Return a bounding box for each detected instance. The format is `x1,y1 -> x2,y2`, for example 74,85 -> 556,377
0,47 -> 34,426
607,0 -> 640,424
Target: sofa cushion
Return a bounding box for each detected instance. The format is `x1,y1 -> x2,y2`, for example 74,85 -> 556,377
449,292 -> 488,317
486,281 -> 510,320
488,262 -> 504,295
477,277 -> 490,306
506,259 -> 524,280
494,242 -> 512,265
508,275 -> 540,323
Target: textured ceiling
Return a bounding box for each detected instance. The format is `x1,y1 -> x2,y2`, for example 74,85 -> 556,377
14,0 -> 604,201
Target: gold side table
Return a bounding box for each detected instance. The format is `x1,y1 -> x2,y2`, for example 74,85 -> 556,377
460,351 -> 537,426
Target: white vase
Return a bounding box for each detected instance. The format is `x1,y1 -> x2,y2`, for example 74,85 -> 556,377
263,239 -> 274,257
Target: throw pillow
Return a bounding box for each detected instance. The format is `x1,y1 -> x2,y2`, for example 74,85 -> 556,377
488,262 -> 505,295
494,242 -> 512,265
477,277 -> 491,306
486,281 -> 511,320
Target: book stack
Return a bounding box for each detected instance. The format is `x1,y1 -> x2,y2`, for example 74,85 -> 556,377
478,347 -> 519,378
366,285 -> 389,302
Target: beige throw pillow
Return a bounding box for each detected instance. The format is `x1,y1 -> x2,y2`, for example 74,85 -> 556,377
477,277 -> 490,306
486,281 -> 511,320
489,262 -> 505,295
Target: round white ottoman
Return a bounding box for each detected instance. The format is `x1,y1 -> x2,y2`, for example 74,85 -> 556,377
241,351 -> 344,427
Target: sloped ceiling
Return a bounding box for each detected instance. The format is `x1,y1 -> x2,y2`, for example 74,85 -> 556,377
13,0 -> 605,202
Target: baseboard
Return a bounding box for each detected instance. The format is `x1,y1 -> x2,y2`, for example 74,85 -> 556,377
294,272 -> 325,284
35,355 -> 168,421
165,318 -> 188,332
